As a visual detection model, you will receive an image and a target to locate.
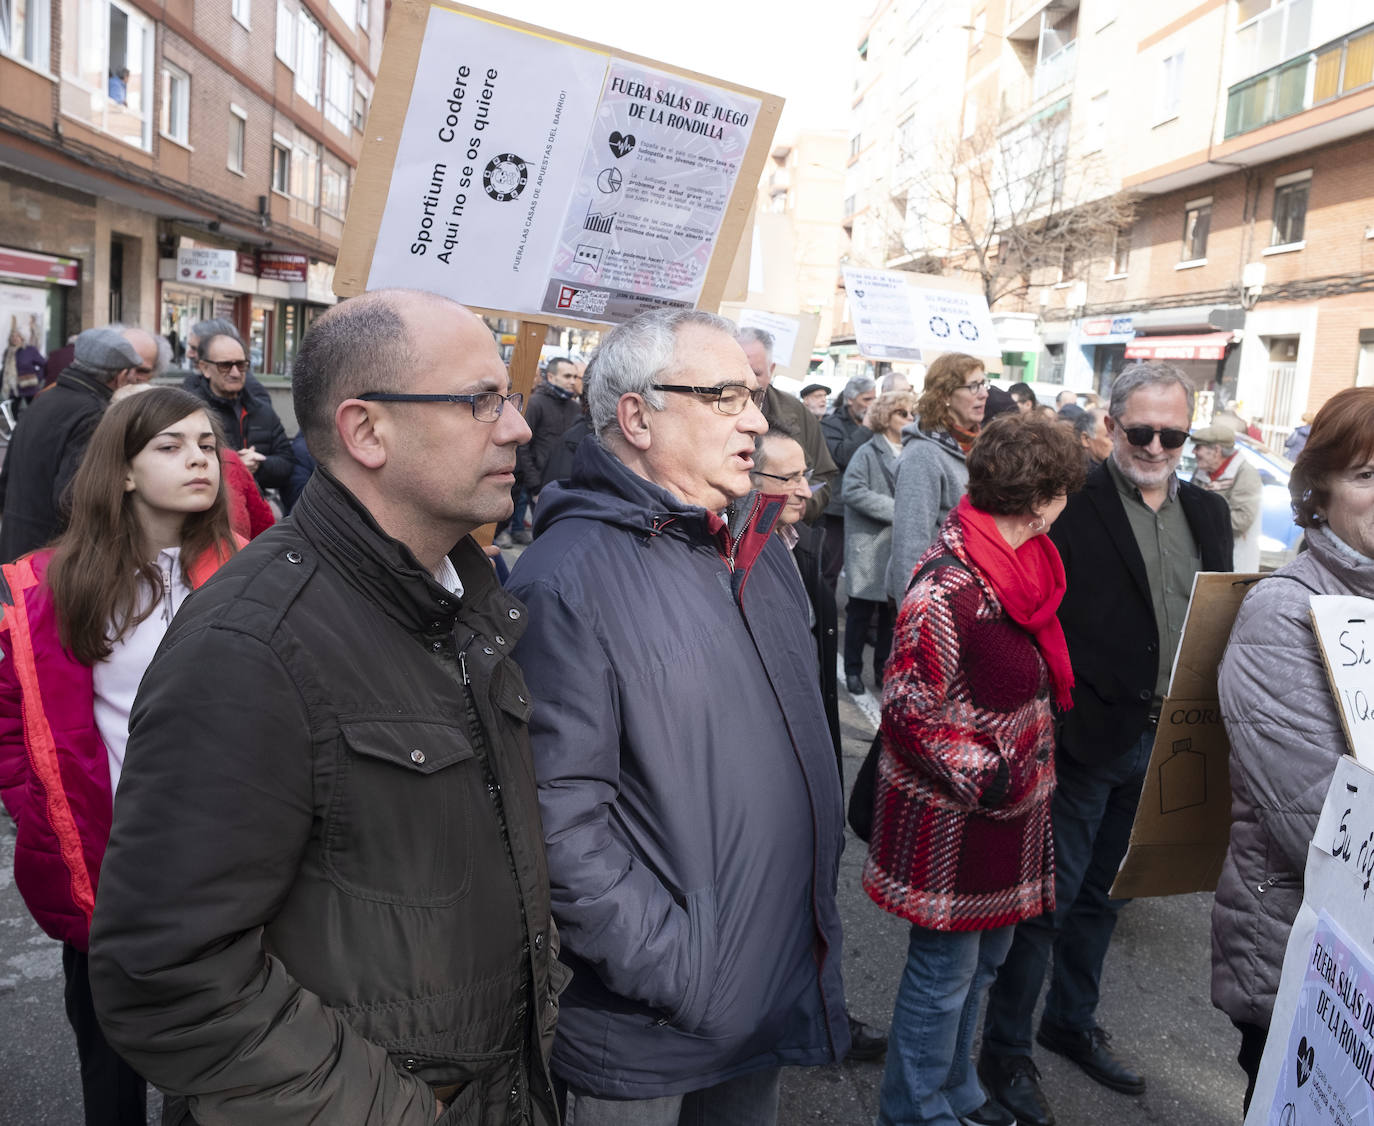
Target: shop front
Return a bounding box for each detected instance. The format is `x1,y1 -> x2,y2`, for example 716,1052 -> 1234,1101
0,245 -> 80,354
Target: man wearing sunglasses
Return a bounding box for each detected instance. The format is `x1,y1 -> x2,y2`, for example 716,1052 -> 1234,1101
508,308 -> 850,1124
979,362 -> 1232,1126
187,331 -> 295,489
90,290 -> 563,1125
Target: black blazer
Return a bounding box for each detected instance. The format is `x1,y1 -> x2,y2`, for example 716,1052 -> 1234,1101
1050,463 -> 1232,764
794,522 -> 843,782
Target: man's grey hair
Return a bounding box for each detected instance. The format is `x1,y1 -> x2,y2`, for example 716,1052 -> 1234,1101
1073,405 -> 1108,439
1108,361 -> 1196,420
190,317 -> 241,345
878,372 -> 911,394
154,334 -> 173,375
842,375 -> 875,403
587,308 -> 737,444
736,326 -> 773,361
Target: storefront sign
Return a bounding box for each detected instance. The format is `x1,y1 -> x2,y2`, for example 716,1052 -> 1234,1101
1081,315 -> 1134,340
1124,332 -> 1233,362
336,0 -> 778,326
176,248 -> 237,286
236,252 -> 259,277
0,283 -> 53,352
258,251 -> 309,282
842,267 -> 1000,362
0,246 -> 79,286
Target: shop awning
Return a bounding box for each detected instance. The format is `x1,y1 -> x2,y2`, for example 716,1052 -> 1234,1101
1124,332 -> 1235,361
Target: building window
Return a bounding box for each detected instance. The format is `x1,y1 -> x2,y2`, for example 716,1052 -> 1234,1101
295,7 -> 321,108
59,0 -> 154,150
1271,173 -> 1310,246
1111,225 -> 1131,274
324,38 -> 352,133
275,0 -> 294,66
1156,49 -> 1184,122
849,133 -> 861,160
321,152 -> 348,218
1085,89 -> 1109,153
232,0 -> 250,29
290,127 -> 320,223
327,0 -> 354,29
159,61 -> 189,144
352,86 -> 367,130
228,105 -> 246,174
272,136 -> 291,193
358,0 -> 368,32
1,0 -> 51,69
843,195 -> 855,218
1182,196 -> 1212,261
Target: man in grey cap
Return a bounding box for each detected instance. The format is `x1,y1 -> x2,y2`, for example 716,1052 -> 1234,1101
0,327 -> 144,563
1191,423 -> 1264,571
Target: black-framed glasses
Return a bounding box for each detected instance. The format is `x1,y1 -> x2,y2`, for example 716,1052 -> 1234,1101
651,383 -> 766,416
203,359 -> 249,376
754,467 -> 815,487
958,379 -> 989,395
1121,424 -> 1189,450
357,391 -> 525,422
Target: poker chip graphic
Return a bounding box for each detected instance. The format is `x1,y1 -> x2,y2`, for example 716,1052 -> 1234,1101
483,154 -> 529,202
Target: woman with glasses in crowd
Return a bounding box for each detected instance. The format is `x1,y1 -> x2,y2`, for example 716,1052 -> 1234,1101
1213,387 -> 1374,1113
841,389 -> 918,695
887,353 -> 990,602
865,412 -> 1084,1126
0,388 -> 240,1126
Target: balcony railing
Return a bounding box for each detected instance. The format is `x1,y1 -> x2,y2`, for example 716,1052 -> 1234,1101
1033,39 -> 1076,101
1225,21 -> 1374,139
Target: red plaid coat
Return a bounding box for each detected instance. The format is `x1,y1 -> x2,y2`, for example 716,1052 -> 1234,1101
862,512 -> 1057,932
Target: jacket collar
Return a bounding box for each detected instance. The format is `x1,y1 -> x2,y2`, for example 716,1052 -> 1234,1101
290,467 -> 515,640
1305,525 -> 1374,598
55,367 -> 115,402
901,423 -> 967,461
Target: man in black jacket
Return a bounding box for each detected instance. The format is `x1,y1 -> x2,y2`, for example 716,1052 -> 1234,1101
90,290 -> 563,1125
978,362 -> 1233,1126
506,357 -> 581,546
184,330 -> 295,490
0,326 -> 146,563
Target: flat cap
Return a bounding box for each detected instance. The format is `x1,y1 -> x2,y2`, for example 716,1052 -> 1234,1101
1191,424 -> 1237,447
72,327 -> 141,376
800,383 -> 830,399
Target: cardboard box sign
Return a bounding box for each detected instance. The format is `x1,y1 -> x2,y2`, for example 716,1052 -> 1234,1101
1110,571 -> 1265,900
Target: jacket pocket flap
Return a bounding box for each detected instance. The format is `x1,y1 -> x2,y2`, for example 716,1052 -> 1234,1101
339,719 -> 475,774
493,664 -> 534,724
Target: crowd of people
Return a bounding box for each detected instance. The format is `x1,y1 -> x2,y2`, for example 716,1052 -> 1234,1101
0,292 -> 1362,1126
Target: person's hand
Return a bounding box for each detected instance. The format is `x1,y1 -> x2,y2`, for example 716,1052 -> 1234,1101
238,447 -> 265,473
483,543 -> 502,568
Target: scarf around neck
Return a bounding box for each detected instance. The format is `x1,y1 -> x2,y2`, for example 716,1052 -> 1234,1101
955,495 -> 1074,709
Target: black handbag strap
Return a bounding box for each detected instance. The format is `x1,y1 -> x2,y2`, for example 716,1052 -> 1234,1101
906,552 -> 967,594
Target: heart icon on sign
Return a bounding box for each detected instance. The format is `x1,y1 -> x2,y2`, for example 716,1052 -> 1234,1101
1296,1036 -> 1315,1087
608,132 -> 636,159
854,290 -> 865,298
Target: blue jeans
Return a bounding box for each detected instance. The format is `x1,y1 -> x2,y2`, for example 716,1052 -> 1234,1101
982,731 -> 1152,1057
566,1068 -> 780,1126
877,925 -> 1015,1126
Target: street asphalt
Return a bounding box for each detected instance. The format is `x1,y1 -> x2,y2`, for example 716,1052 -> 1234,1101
0,630 -> 1245,1126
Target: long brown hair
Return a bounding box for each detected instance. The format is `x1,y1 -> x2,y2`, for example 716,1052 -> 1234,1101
45,388 -> 235,664
917,352 -> 986,432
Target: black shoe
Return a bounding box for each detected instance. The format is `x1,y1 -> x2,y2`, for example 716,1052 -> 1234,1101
512,529 -> 533,545
845,674 -> 865,694
1035,1021 -> 1145,1095
978,1052 -> 1054,1126
845,1014 -> 887,1062
959,1100 -> 1016,1126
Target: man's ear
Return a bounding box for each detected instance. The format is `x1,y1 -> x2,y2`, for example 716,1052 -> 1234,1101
616,393 -> 653,452
335,400 -> 388,470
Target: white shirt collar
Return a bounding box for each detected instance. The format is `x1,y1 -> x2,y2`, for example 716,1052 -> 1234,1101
431,554 -> 464,598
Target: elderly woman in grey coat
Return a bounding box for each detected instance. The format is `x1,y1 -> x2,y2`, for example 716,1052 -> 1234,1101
840,390 -> 916,694
886,353 -> 988,601
1213,386 -> 1374,1114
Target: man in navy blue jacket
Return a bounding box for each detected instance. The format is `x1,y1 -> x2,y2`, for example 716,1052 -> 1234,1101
508,309 -> 849,1125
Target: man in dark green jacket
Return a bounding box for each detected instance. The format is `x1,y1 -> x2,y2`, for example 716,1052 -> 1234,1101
90,290 -> 564,1125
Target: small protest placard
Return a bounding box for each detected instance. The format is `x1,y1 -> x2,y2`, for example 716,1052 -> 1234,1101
1311,595 -> 1374,766
841,267 -> 1000,362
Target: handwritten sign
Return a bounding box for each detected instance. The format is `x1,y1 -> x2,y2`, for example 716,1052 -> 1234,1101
1311,596 -> 1374,766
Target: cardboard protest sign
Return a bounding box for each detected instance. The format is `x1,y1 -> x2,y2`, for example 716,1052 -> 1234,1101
719,306 -> 820,384
1311,595 -> 1374,765
1110,572 -> 1264,899
841,267 -> 1000,362
1248,755 -> 1374,1124
335,1 -> 781,327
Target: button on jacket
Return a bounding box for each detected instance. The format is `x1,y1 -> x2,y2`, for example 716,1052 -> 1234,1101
89,469 -> 562,1125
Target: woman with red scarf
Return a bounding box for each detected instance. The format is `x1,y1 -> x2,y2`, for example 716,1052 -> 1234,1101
864,412 -> 1084,1126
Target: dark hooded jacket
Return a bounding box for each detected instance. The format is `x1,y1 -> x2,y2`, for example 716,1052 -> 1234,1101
517,382 -> 583,494
506,438 -> 849,1099
89,470 -> 563,1125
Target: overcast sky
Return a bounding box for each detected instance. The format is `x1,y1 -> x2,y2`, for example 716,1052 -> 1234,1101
463,0 -> 862,141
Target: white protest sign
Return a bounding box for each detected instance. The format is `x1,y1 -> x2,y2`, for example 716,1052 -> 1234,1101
1312,595 -> 1374,766
347,2 -> 776,325
843,267 -> 1001,361
737,309 -> 800,371
1249,755 -> 1374,1123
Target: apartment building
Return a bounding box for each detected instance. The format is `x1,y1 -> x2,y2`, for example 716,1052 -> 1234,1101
0,0 -> 380,375
844,0 -> 1374,442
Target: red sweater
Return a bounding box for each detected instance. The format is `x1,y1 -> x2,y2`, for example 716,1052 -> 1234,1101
863,511 -> 1057,931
